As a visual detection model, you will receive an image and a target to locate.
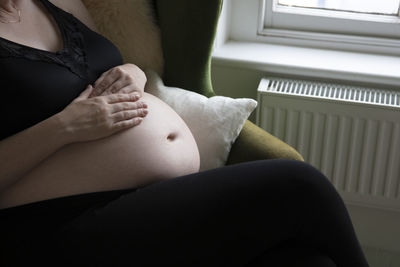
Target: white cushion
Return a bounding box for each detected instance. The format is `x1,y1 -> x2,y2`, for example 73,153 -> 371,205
145,70 -> 257,171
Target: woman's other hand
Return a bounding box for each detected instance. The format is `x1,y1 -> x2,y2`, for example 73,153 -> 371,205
57,85 -> 148,143
90,64 -> 147,97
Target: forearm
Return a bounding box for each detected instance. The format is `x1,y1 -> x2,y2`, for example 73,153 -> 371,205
0,87 -> 147,192
0,114 -> 68,191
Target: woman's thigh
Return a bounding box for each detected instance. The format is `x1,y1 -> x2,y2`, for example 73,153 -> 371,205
48,159 -> 362,266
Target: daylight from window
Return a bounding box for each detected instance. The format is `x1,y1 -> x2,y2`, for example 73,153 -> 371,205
278,0 -> 400,15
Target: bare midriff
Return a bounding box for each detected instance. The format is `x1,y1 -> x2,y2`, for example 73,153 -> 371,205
0,93 -> 200,208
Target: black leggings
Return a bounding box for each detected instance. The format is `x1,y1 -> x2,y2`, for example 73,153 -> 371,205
1,160 -> 369,266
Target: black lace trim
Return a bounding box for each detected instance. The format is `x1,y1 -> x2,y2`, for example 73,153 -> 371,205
0,0 -> 89,80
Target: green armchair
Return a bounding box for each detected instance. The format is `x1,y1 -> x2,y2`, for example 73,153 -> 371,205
155,0 -> 303,164
84,0 -> 303,164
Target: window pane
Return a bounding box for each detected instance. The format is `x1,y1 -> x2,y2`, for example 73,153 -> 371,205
278,0 -> 400,15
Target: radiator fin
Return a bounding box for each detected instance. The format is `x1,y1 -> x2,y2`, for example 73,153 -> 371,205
257,77 -> 400,211
265,78 -> 400,108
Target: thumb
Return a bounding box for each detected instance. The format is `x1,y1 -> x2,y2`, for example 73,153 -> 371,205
75,85 -> 93,101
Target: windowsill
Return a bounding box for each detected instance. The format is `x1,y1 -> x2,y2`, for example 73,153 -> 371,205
212,41 -> 400,89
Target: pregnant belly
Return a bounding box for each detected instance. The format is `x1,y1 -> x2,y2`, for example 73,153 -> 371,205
0,93 -> 200,208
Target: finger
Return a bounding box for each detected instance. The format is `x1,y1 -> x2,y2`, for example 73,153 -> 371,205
93,69 -> 110,88
106,93 -> 141,104
113,117 -> 143,131
102,80 -> 129,96
89,73 -> 108,97
110,101 -> 148,114
92,70 -> 119,96
112,109 -> 149,123
112,84 -> 143,96
75,85 -> 93,101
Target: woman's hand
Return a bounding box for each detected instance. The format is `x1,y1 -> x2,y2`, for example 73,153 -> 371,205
58,85 -> 148,143
89,63 -> 147,97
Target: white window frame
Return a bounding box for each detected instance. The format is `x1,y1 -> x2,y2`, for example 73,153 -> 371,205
213,0 -> 400,88
257,0 -> 400,55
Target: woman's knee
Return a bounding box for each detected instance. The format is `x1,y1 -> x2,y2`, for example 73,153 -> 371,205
283,160 -> 334,191
250,160 -> 331,188
247,160 -> 341,205
246,243 -> 337,267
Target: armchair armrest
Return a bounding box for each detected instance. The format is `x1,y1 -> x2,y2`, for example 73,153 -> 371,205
226,120 -> 304,165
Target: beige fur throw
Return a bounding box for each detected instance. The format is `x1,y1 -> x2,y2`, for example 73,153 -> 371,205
82,0 -> 164,75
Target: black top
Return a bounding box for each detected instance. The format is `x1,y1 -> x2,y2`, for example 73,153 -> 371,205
0,0 -> 123,140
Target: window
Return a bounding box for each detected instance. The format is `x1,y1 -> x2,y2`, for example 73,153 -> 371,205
214,0 -> 400,97
259,0 -> 400,54
278,0 -> 400,15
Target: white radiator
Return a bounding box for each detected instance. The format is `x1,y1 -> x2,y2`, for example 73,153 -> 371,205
256,77 -> 400,212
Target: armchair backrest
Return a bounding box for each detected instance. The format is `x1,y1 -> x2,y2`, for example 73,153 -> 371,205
82,0 -> 164,74
82,0 -> 223,97
155,0 -> 223,97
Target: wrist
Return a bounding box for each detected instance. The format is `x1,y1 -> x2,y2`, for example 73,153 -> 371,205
48,112 -> 75,146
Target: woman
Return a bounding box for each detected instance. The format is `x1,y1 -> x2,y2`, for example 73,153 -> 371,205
0,0 -> 369,266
